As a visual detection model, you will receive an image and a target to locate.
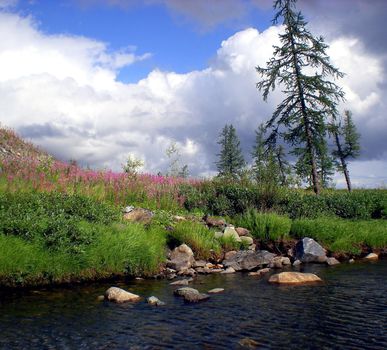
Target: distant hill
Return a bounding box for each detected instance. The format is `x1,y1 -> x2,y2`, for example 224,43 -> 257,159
0,125 -> 51,162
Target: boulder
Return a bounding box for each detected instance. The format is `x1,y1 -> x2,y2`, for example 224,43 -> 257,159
268,272 -> 322,284
248,268 -> 270,277
221,267 -> 236,274
208,288 -> 224,294
240,236 -> 254,245
205,216 -> 226,229
224,250 -> 238,260
177,268 -> 196,277
147,296 -> 165,306
235,227 -> 250,236
326,257 -> 340,266
295,237 -> 327,263
195,267 -> 211,274
269,256 -> 284,269
293,259 -> 302,267
104,287 -> 141,303
167,244 -> 195,271
223,250 -> 275,271
223,226 -> 242,242
193,260 -> 206,268
364,253 -> 378,261
170,278 -> 192,286
123,208 -> 154,224
174,287 -> 210,303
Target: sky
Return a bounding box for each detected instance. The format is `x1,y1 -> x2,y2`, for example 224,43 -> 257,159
0,0 -> 386,188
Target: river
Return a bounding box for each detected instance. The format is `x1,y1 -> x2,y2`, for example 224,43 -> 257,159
1,260 -> 386,349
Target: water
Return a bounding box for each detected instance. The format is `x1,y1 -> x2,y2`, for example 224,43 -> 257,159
1,261 -> 386,349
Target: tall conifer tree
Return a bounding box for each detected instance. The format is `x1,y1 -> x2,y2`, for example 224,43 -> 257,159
256,0 -> 345,194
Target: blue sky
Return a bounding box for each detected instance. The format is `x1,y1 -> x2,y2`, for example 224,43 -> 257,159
15,0 -> 274,82
1,0 -> 386,187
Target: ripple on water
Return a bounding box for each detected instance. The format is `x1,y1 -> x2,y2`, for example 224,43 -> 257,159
0,261 -> 387,349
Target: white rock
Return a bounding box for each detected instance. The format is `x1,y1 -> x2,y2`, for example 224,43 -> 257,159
104,287 -> 141,303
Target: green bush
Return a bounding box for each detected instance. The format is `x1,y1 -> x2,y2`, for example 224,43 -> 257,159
235,210 -> 291,240
169,221 -> 221,259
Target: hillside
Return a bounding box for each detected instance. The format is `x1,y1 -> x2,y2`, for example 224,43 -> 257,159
0,125 -> 50,162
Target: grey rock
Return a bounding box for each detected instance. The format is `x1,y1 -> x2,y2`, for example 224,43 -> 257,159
281,257 -> 291,265
293,259 -> 302,267
193,260 -> 207,268
326,257 -> 340,266
223,226 -> 242,242
174,287 -> 210,303
167,244 -> 195,271
208,288 -> 224,294
170,279 -> 191,286
224,250 -> 238,260
221,267 -> 236,274
177,268 -> 196,276
269,256 -> 284,269
147,296 -> 165,306
223,250 -> 276,271
248,267 -> 271,276
295,237 -> 327,263
104,287 -> 141,303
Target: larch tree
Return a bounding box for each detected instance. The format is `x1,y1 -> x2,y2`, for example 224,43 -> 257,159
256,0 -> 345,194
331,110 -> 360,191
216,124 -> 246,179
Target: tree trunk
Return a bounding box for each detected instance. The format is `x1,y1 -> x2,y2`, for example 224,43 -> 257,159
334,131 -> 352,192
289,30 -> 320,195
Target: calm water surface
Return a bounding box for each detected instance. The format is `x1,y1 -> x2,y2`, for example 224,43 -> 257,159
1,261 -> 386,349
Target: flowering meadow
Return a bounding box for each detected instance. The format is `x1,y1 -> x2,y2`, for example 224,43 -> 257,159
0,154 -> 200,211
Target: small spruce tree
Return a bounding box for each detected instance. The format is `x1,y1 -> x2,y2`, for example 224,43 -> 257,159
216,124 -> 245,179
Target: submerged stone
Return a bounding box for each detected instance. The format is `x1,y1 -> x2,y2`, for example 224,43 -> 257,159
268,272 -> 322,285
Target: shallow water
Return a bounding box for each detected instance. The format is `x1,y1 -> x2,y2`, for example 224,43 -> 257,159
1,261 -> 386,349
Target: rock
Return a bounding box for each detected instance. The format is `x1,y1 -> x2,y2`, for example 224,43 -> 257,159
167,273 -> 177,280
268,272 -> 322,284
240,236 -> 254,245
235,227 -> 250,236
364,253 -> 378,261
104,287 -> 141,303
293,259 -> 302,267
205,262 -> 215,269
122,205 -> 134,213
223,226 -> 242,242
214,231 -> 223,239
208,288 -> 224,294
195,267 -> 211,274
173,215 -> 186,222
295,237 -> 327,263
209,269 -> 223,273
281,257 -> 291,265
349,258 -> 355,264
205,216 -> 226,229
269,256 -> 284,269
238,338 -> 260,349
224,250 -> 237,260
326,257 -> 340,266
193,260 -> 206,268
248,268 -> 270,277
97,295 -> 105,301
170,278 -> 191,286
123,208 -> 154,224
177,268 -> 196,276
223,250 -> 276,271
221,267 -> 236,274
147,296 -> 165,306
174,287 -> 210,303
167,244 -> 195,271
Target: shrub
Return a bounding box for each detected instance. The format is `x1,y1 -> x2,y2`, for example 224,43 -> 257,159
235,210 -> 291,240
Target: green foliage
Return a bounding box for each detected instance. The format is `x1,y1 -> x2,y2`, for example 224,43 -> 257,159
290,218 -> 387,254
169,221 -> 221,259
216,124 -> 246,179
0,222 -> 166,287
235,210 -> 291,240
256,0 -> 345,194
218,235 -> 243,251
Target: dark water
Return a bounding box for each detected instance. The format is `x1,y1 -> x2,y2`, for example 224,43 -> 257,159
1,261 -> 386,350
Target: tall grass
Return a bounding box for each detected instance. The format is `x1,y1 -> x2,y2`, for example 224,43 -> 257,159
169,221 -> 221,259
0,222 -> 166,287
291,218 -> 387,254
235,210 -> 292,240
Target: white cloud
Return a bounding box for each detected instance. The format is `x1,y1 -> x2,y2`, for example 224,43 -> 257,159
0,10 -> 386,186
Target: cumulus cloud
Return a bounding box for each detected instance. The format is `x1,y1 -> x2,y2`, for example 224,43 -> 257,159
0,9 -> 386,186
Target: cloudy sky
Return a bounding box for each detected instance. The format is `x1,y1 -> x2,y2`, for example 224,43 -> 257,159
0,0 -> 386,187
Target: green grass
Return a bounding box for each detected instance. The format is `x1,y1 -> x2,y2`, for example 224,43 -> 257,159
291,218 -> 387,254
0,222 -> 166,287
169,221 -> 221,259
235,209 -> 292,240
